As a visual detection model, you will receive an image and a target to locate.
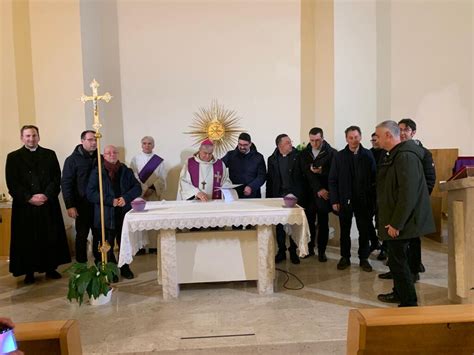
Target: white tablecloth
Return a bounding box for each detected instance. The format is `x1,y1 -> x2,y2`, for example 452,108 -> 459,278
119,198 -> 310,267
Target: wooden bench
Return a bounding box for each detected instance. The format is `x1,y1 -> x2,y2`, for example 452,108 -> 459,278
15,319 -> 82,355
347,304 -> 474,354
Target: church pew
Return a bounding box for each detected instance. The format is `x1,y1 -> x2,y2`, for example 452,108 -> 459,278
15,319 -> 82,355
347,304 -> 474,354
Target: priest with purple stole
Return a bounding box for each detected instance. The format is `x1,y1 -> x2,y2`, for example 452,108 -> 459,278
177,139 -> 232,201
130,136 -> 166,201
130,136 -> 166,253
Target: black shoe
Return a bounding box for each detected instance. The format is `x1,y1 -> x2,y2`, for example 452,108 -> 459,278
418,263 -> 426,273
302,250 -> 315,259
149,248 -> 157,254
412,273 -> 420,283
359,259 -> 373,272
337,257 -> 351,270
120,265 -> 135,279
24,273 -> 35,285
377,292 -> 400,304
275,252 -> 286,264
318,252 -> 328,262
112,275 -> 119,283
135,248 -> 146,256
378,271 -> 393,279
377,250 -> 387,261
289,250 -> 300,264
369,241 -> 381,253
46,270 -> 62,279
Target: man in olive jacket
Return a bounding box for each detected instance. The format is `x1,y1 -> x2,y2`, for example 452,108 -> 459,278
375,121 -> 435,307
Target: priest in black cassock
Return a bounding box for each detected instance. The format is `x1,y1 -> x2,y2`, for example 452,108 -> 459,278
5,125 -> 70,285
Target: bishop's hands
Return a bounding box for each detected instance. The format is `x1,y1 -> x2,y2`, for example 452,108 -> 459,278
28,194 -> 48,206
385,224 -> 399,238
195,191 -> 209,202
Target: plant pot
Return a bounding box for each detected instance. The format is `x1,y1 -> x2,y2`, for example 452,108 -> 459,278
89,288 -> 112,306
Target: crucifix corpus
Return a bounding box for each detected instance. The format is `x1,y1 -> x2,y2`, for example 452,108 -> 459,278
80,79 -> 112,268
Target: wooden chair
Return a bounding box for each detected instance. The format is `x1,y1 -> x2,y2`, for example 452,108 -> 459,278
15,319 -> 82,355
347,304 -> 474,354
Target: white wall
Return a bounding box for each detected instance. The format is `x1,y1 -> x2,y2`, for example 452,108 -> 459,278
117,0 -> 301,199
389,0 -> 473,154
334,0 -> 377,149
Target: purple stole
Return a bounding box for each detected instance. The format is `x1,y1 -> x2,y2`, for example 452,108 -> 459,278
187,157 -> 223,199
138,154 -> 163,184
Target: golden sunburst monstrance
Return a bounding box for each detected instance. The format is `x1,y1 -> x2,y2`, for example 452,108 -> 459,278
185,100 -> 243,157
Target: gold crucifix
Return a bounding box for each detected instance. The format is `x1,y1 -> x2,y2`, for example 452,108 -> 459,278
81,79 -> 112,132
81,79 -> 112,268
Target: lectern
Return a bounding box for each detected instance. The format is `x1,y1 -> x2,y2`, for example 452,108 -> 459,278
440,175 -> 474,304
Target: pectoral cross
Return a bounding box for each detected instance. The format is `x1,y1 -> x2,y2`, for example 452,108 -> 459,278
80,79 -> 112,132
214,171 -> 222,183
201,181 -> 207,189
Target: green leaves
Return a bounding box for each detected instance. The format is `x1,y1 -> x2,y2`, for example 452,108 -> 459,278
66,261 -> 119,306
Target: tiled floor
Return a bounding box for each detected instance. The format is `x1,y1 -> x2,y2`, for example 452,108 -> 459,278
0,237 -> 449,354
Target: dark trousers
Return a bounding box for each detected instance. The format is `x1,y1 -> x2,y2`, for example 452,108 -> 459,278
338,204 -> 371,260
276,224 -> 297,254
93,227 -> 122,264
408,237 -> 421,274
75,201 -> 99,263
387,238 -> 418,306
305,202 -> 329,254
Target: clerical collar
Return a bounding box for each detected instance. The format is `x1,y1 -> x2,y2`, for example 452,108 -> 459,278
25,146 -> 38,152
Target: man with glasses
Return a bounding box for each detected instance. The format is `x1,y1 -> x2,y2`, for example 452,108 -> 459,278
87,145 -> 141,281
222,133 -> 266,199
62,130 -> 99,263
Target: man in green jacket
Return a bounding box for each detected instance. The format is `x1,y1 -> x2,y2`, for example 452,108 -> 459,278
375,120 -> 435,307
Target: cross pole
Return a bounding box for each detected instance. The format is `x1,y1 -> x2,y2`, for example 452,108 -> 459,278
81,79 -> 112,269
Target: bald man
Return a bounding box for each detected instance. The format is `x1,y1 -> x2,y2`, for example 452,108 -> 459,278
87,145 -> 141,281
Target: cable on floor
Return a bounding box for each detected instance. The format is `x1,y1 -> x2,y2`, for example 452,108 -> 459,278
275,267 -> 304,290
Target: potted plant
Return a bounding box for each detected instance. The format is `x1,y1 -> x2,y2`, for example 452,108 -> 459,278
66,262 -> 119,306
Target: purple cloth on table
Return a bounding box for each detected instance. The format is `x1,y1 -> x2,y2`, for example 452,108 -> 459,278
453,157 -> 474,174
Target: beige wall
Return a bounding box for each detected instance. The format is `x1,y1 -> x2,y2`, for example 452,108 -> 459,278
0,0 -> 21,195
117,0 -> 301,199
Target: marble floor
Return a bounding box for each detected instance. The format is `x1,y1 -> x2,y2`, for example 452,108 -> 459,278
0,237 -> 449,354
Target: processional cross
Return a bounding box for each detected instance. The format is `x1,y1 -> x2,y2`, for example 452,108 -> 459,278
81,79 -> 112,267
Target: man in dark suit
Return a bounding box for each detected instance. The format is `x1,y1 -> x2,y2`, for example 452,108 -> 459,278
5,125 -> 70,284
329,126 -> 376,272
299,127 -> 337,262
267,134 -> 303,264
